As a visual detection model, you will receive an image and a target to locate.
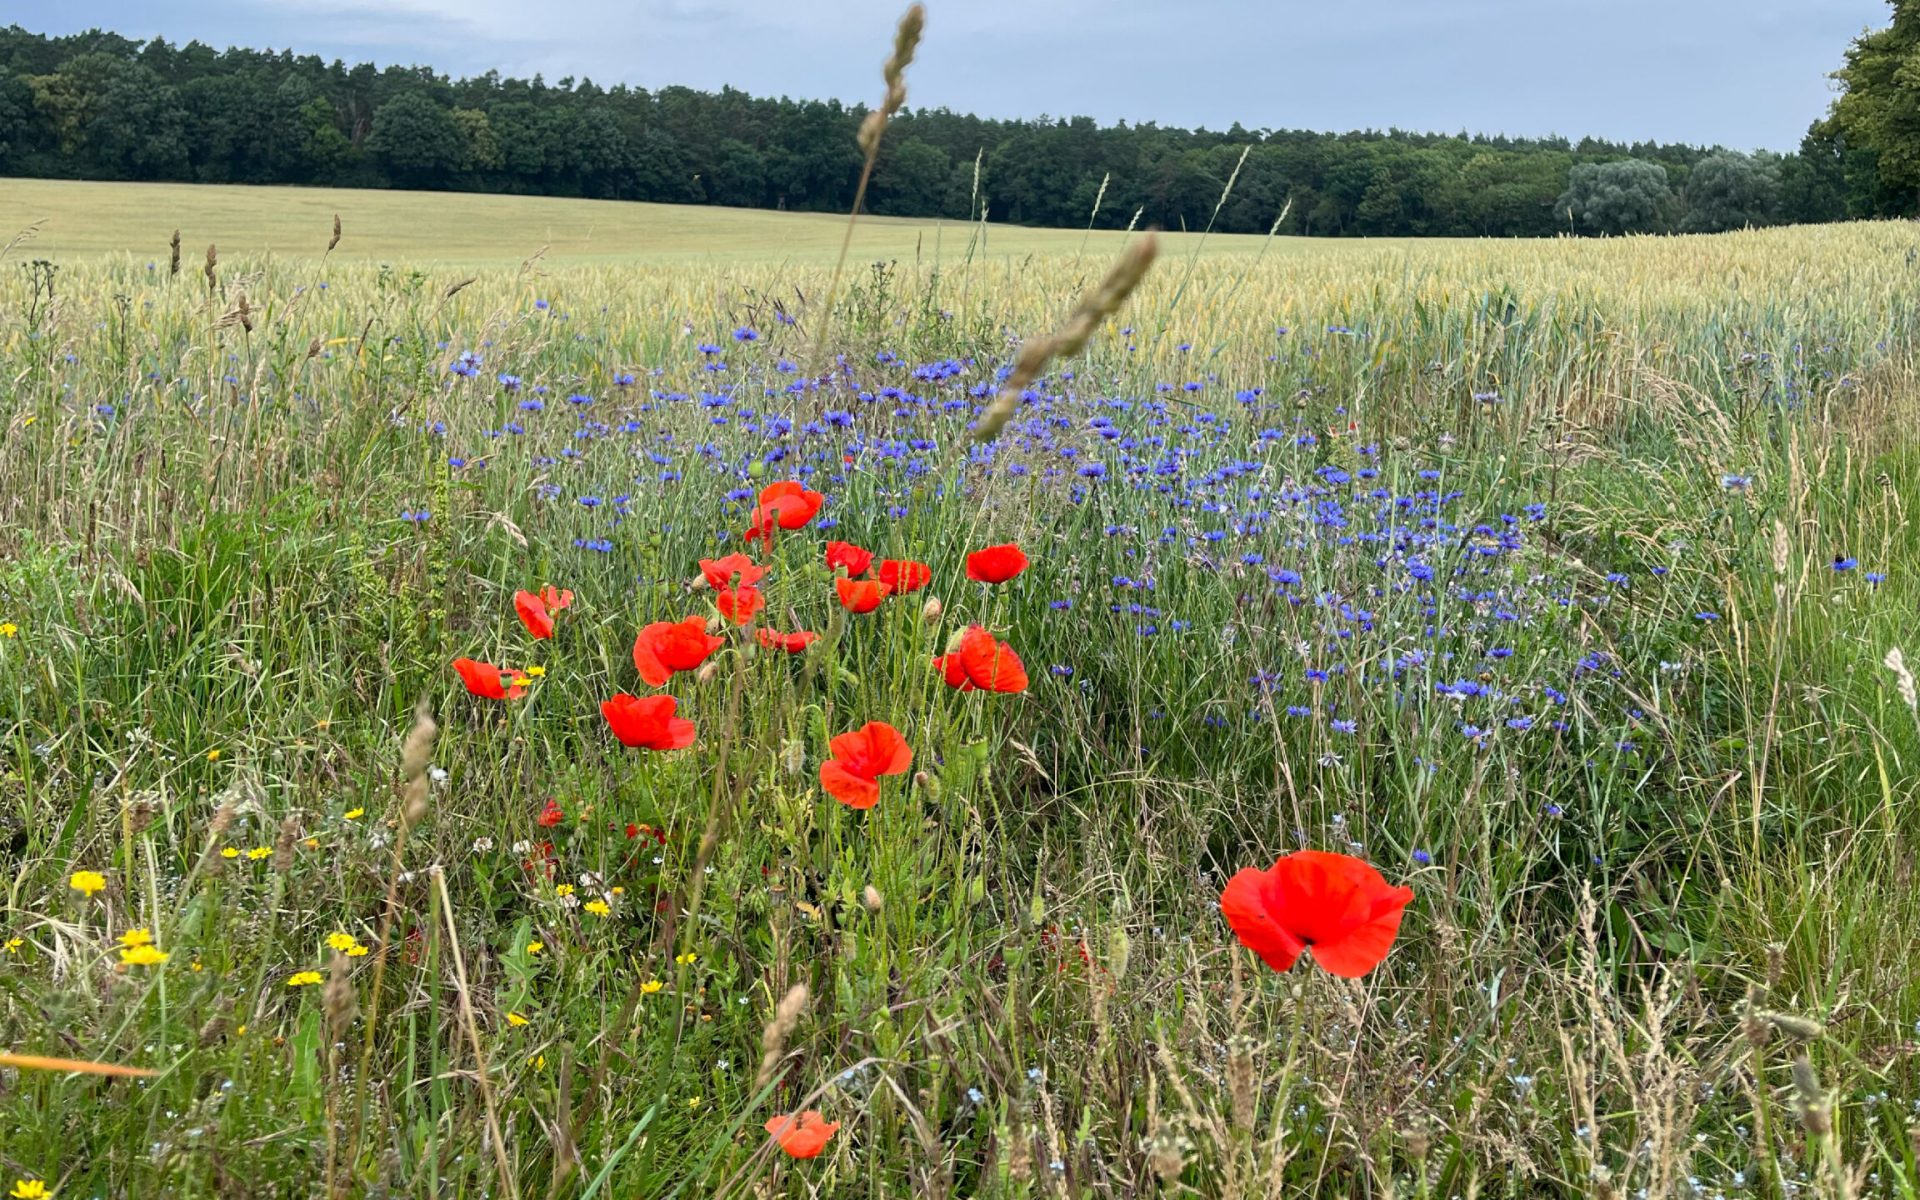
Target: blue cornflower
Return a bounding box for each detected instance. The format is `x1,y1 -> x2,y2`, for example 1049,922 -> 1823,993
1833,556 -> 1857,572
1330,719 -> 1357,734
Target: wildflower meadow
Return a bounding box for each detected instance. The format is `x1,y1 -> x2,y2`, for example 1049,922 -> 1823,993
5,80 -> 1920,1200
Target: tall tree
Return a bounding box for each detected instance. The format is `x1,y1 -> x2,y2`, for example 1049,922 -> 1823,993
1823,0 -> 1920,213
1556,160 -> 1673,235
1680,151 -> 1781,232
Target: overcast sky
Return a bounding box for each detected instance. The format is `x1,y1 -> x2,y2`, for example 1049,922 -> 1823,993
15,0 -> 1889,150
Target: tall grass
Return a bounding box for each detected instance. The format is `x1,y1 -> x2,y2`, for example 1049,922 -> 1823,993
0,217 -> 1918,1197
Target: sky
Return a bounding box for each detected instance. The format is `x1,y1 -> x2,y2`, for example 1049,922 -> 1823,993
14,0 -> 1891,150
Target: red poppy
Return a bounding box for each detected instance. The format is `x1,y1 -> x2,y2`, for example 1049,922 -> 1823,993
539,586 -> 573,611
825,540 -> 874,577
601,693 -> 697,750
1219,849 -> 1413,979
699,554 -> 767,590
835,577 -> 892,614
877,559 -> 932,594
932,626 -> 1028,694
536,799 -> 565,828
765,1110 -> 839,1159
965,542 -> 1029,584
744,481 -> 824,542
513,590 -> 556,639
453,657 -> 528,700
632,616 -> 725,687
716,584 -> 766,625
819,720 -> 913,809
757,628 -> 820,653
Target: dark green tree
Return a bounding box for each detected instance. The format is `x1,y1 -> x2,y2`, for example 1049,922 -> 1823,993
1556,160 -> 1673,235
1823,0 -> 1920,213
1680,151 -> 1781,231
364,91 -> 464,186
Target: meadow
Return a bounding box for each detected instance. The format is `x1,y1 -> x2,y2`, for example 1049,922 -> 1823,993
2,186 -> 1920,1199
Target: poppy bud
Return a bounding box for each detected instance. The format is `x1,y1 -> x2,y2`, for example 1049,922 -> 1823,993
705,616 -> 727,636
781,739 -> 806,776
696,661 -> 720,685
921,596 -> 943,623
912,770 -> 929,788
968,876 -> 986,905
689,574 -> 710,591
862,885 -> 883,912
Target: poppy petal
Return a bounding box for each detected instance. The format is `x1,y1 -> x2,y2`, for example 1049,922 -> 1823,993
820,760 -> 880,809
1220,867 -> 1306,973
514,591 -> 555,639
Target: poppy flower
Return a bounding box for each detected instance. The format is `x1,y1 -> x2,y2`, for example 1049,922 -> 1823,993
514,590 -> 557,639
819,720 -> 913,809
535,799 -> 565,828
932,626 -> 1028,694
699,554 -> 766,590
716,584 -> 766,625
744,481 -> 823,542
601,693 -> 697,750
757,628 -> 820,653
453,657 -> 528,700
825,540 -> 874,577
538,586 -> 573,611
877,559 -> 932,594
965,543 -> 1029,584
765,1110 -> 839,1159
632,617 -> 724,687
835,577 -> 892,614
1219,849 -> 1413,979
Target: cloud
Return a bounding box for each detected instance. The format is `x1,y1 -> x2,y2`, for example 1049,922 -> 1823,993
11,0 -> 1887,147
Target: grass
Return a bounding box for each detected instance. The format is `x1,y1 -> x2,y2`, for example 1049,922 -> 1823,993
2,201 -> 1920,1199
0,177 -> 1301,266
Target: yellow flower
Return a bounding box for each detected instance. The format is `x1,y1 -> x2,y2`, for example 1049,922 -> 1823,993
119,928 -> 154,949
554,884 -> 575,898
674,951 -> 697,965
205,749 -> 221,761
343,808 -> 364,821
686,1096 -> 701,1109
611,886 -> 625,896
68,870 -> 106,897
4,938 -> 22,954
119,945 -> 169,966
287,970 -> 324,987
346,944 -> 368,957
220,847 -> 240,860
583,899 -> 610,917
0,623 -> 17,639
506,1011 -> 530,1027
640,979 -> 664,994
246,847 -> 272,861
190,961 -> 203,972
526,941 -> 544,955
523,665 -> 546,678
11,1179 -> 51,1199
326,932 -> 360,953
528,1053 -> 546,1069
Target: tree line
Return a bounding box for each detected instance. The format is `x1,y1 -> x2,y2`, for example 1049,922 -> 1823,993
0,21 -> 1900,238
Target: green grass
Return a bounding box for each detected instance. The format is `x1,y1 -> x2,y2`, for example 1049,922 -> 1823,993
1,177 -> 1303,265
2,209 -> 1920,1199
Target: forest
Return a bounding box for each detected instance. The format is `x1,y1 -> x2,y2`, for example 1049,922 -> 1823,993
0,22 -> 1896,237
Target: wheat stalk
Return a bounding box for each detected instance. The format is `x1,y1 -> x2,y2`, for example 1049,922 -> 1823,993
974,233 -> 1158,441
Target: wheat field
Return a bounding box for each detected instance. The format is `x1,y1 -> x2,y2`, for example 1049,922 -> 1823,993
1,191 -> 1919,1198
